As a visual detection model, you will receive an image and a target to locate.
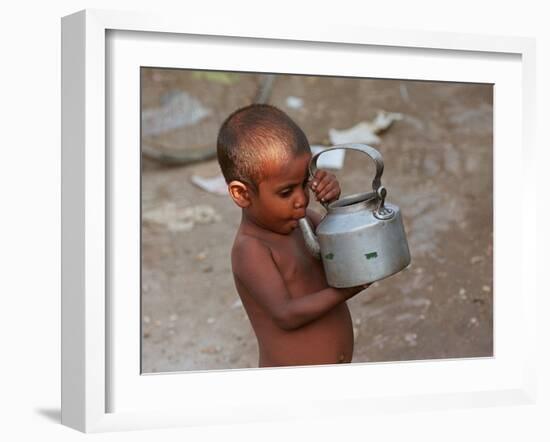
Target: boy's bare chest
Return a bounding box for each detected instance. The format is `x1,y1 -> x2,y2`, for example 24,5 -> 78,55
268,230 -> 326,290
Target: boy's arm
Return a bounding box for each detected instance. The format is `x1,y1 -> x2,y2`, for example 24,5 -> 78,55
233,237 -> 365,331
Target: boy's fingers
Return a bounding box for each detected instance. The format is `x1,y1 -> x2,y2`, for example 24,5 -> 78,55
314,170 -> 327,180
316,185 -> 329,199
314,173 -> 333,193
318,188 -> 339,203
311,170 -> 327,189
316,184 -> 336,200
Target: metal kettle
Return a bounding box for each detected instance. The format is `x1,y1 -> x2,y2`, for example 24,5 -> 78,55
299,143 -> 411,288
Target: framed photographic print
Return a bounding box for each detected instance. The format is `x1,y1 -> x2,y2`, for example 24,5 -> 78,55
61,9 -> 537,433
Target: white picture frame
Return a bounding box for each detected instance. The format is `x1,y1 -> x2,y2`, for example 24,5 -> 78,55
61,9 -> 537,433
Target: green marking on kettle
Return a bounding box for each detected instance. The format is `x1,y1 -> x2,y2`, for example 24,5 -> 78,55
325,252 -> 334,260
365,252 -> 378,260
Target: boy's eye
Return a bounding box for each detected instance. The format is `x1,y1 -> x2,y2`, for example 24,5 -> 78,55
279,189 -> 292,198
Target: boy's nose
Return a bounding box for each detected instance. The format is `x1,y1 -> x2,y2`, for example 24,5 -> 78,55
294,188 -> 308,209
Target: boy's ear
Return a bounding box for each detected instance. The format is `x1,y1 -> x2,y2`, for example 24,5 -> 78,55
228,180 -> 252,208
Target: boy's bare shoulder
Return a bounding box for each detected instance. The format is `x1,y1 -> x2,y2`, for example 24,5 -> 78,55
231,232 -> 273,273
232,232 -> 269,255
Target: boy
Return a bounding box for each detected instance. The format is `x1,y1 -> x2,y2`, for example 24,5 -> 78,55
217,104 -> 368,368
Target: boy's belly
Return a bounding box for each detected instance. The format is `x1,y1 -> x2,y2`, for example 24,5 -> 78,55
255,303 -> 354,367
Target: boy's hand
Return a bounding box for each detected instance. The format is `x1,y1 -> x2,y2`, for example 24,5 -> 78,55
339,283 -> 371,298
309,170 -> 341,204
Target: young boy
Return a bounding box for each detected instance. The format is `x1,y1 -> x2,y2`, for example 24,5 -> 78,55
217,104 -> 368,368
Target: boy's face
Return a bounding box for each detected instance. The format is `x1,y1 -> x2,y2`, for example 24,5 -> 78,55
248,152 -> 311,235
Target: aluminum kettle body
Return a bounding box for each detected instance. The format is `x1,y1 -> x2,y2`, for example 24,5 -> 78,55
299,144 -> 411,288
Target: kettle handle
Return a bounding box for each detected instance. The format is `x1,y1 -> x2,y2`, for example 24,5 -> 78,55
309,143 -> 384,193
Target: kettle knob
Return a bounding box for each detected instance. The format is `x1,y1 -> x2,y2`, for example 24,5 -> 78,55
374,186 -> 394,220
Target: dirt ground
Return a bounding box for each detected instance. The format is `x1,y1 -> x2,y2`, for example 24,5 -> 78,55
140,69 -> 493,373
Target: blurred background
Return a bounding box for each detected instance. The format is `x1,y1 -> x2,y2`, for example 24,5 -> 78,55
140,68 -> 493,373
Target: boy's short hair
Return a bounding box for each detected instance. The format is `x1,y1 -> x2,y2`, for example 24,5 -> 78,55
217,104 -> 311,190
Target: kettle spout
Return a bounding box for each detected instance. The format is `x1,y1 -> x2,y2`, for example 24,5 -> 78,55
298,218 -> 321,260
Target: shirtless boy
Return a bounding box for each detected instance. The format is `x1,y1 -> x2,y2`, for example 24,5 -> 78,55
217,104 -> 368,367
